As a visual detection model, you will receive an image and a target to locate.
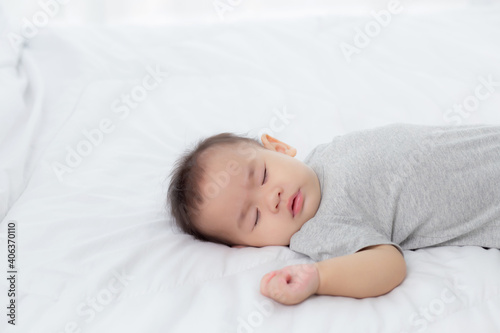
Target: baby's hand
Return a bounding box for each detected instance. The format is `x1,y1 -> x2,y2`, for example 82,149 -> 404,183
260,263 -> 319,305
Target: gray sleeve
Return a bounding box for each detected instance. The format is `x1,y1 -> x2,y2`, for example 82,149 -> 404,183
289,216 -> 404,262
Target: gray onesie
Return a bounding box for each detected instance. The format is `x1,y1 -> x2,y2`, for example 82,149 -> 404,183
289,123 -> 500,261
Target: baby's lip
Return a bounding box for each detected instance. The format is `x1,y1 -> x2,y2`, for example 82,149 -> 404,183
287,190 -> 301,217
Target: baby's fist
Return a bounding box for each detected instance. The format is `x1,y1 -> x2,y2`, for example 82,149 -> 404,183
260,263 -> 319,305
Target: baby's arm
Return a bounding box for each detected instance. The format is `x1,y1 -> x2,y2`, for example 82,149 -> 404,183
315,244 -> 406,298
260,245 -> 406,305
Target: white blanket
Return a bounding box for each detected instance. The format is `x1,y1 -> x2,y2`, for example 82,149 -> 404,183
1,3 -> 500,333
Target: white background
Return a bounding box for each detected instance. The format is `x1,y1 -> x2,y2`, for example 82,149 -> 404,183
1,0 -> 493,26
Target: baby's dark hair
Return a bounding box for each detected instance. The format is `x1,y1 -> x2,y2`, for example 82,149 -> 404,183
167,133 -> 261,245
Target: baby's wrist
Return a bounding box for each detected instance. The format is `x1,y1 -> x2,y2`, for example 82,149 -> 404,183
312,262 -> 321,294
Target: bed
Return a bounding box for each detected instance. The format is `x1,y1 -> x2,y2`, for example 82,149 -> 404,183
1,2 -> 500,332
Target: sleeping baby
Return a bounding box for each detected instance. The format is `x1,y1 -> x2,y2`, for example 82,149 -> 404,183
167,123 -> 500,305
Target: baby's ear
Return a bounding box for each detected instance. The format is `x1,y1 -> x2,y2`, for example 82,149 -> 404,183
261,134 -> 297,157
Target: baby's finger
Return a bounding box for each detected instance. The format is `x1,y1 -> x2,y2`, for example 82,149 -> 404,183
262,271 -> 276,284
265,271 -> 292,303
260,271 -> 277,294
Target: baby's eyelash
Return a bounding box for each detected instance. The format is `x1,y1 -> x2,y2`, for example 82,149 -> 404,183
254,164 -> 267,229
254,208 -> 260,227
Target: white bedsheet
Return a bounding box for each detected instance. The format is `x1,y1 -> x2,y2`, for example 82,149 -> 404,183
1,3 -> 500,333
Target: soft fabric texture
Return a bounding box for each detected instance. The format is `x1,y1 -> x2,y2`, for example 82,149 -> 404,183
290,123 -> 500,261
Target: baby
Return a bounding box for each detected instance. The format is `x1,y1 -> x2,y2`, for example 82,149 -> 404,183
167,123 -> 500,305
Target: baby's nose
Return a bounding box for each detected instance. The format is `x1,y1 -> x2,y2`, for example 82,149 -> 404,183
268,189 -> 281,213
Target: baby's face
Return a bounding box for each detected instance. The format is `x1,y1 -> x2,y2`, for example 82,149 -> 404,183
195,137 -> 321,247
